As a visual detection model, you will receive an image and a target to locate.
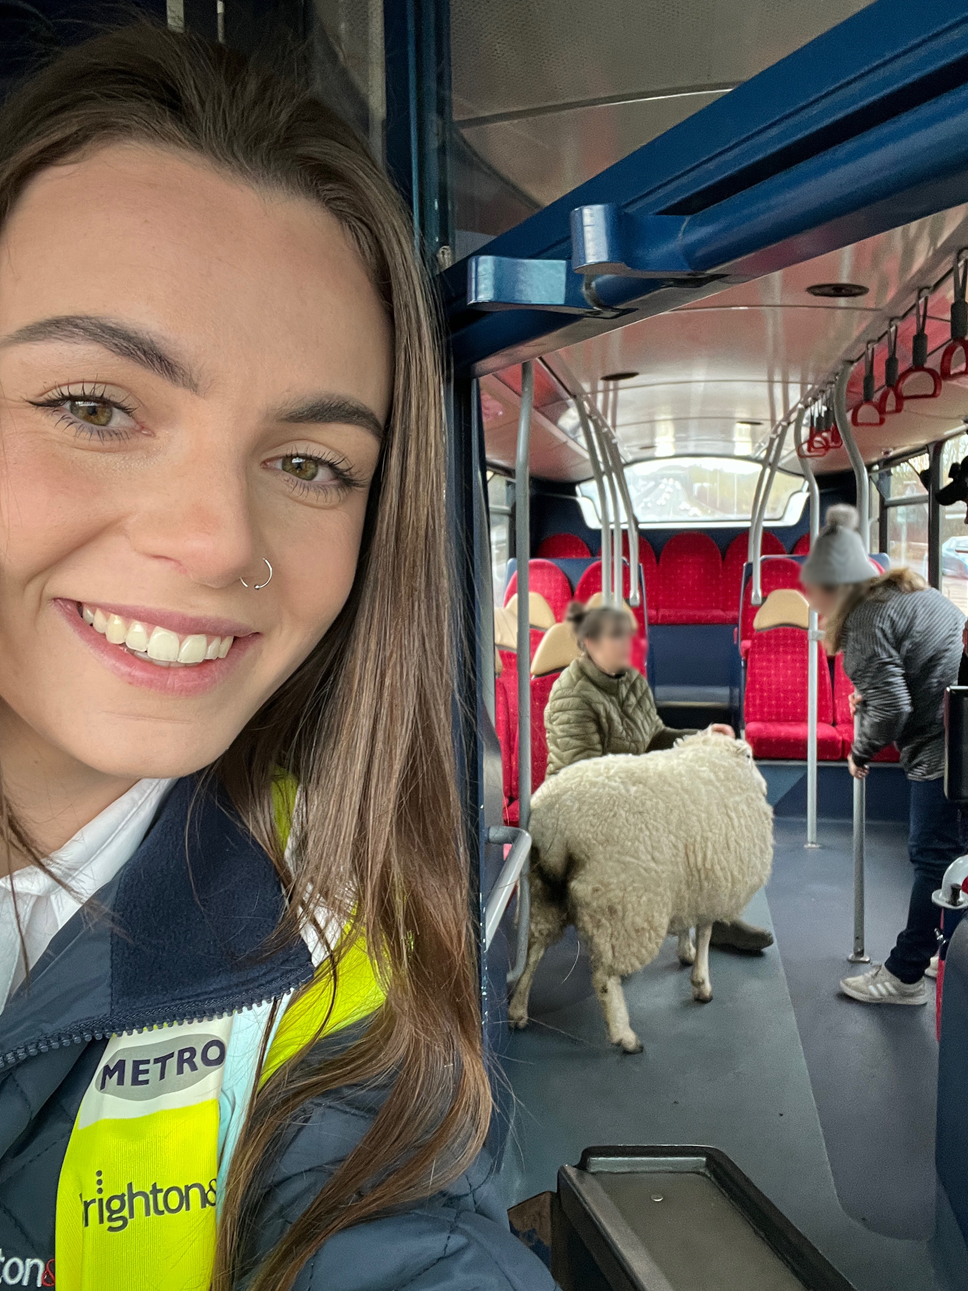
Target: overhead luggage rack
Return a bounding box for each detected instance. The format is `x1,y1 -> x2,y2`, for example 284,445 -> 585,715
551,1146 -> 856,1291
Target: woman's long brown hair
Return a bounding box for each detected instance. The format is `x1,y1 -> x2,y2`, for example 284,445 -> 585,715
0,23 -> 490,1291
824,566 -> 926,654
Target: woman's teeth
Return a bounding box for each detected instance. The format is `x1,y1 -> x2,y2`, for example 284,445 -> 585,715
80,604 -> 233,667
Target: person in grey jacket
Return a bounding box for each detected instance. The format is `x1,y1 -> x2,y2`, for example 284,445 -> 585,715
801,505 -> 965,1005
0,25 -> 551,1291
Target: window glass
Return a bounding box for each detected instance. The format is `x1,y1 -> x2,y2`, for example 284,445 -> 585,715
887,454 -> 928,499
887,504 -> 928,582
940,433 -> 968,612
487,473 -> 511,604
312,0 -> 385,161
580,457 -> 805,526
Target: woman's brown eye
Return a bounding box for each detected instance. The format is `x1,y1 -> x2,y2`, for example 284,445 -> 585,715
282,455 -> 320,481
69,399 -> 113,427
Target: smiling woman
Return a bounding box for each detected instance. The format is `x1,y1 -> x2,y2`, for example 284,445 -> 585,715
0,21 -> 551,1291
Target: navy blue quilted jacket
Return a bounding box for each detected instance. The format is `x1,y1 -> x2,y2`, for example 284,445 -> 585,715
0,776 -> 555,1290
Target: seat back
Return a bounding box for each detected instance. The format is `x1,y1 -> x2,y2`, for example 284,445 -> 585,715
740,557 -> 804,642
657,532 -> 723,623
536,533 -> 591,559
505,592 -> 556,631
504,559 -> 573,621
744,626 -> 833,724
722,532 -> 784,617
493,670 -> 515,806
752,588 -> 810,631
793,533 -> 811,556
531,621 -> 580,677
530,671 -> 560,790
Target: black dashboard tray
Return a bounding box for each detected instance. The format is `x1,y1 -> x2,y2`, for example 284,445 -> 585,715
553,1145 -> 856,1291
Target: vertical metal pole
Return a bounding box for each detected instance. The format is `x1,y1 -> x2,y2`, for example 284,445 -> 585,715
928,441 -> 943,589
604,427 -> 641,608
511,363 -> 534,981
596,421 -> 623,605
578,401 -> 611,602
851,777 -> 870,962
751,425 -> 788,605
833,361 -> 871,963
747,432 -> 774,565
793,409 -> 821,849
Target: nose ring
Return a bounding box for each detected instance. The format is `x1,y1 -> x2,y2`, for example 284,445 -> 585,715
240,559 -> 272,590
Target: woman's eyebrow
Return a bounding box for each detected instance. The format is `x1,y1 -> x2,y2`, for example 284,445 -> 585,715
276,395 -> 385,441
0,314 -> 200,391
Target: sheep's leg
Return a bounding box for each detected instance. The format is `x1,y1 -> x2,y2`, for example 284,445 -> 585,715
691,923 -> 713,1003
592,968 -> 642,1054
677,930 -> 696,966
508,931 -> 551,1030
508,873 -> 565,1030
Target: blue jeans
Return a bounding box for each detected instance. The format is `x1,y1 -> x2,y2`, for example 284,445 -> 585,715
885,777 -> 966,983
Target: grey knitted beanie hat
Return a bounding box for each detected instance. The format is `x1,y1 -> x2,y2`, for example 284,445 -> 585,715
800,505 -> 874,587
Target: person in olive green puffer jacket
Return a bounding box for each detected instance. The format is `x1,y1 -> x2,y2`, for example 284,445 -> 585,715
543,604 -> 773,953
545,604 -> 718,777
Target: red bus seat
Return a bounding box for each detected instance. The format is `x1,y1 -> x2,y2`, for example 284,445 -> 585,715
743,626 -> 840,759
656,532 -> 725,624
536,533 -> 591,559
739,558 -> 804,654
722,532 -> 784,620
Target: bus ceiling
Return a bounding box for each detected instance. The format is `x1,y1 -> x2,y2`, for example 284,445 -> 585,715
456,0 -> 968,482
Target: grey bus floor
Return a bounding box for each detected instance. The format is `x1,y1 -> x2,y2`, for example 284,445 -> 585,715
497,817 -> 948,1291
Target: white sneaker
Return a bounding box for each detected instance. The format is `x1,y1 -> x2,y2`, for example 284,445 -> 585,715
839,963 -> 927,1005
925,954 -> 939,980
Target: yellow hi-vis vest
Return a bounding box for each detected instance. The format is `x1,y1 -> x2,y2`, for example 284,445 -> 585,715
54,778 -> 386,1291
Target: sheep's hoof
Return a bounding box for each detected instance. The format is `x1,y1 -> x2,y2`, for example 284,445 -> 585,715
678,946 -> 696,966
692,982 -> 713,1003
508,1012 -> 529,1030
617,1034 -> 643,1054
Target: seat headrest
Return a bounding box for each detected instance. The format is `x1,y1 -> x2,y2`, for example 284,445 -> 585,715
505,591 -> 556,630
531,621 -> 581,677
493,604 -> 517,651
584,592 -> 637,626
753,588 -> 810,631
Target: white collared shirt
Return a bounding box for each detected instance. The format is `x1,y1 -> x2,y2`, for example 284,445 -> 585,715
0,777 -> 175,1010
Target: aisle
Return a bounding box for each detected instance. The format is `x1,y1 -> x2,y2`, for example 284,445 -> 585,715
768,818 -> 939,1239
497,879 -> 944,1290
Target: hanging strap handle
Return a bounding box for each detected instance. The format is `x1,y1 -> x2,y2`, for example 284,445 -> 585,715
953,250 -> 968,341
885,319 -> 900,387
863,342 -> 876,402
912,289 -> 930,368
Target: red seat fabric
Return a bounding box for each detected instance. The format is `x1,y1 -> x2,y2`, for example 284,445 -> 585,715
619,533 -> 659,625
494,669 -> 515,807
793,533 -> 811,556
504,559 -> 574,621
722,532 -> 784,619
744,720 -> 842,760
536,533 -> 591,559
739,558 -> 804,649
832,652 -> 901,762
743,626 -> 840,760
656,533 -> 725,624
575,559 -> 648,670
530,671 -> 560,791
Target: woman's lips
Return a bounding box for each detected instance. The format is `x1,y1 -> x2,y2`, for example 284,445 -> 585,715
53,598 -> 259,696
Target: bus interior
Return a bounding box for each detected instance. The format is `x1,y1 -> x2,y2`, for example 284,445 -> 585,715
5,0 -> 968,1288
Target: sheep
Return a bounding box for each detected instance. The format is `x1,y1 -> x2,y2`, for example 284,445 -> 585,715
508,731 -> 774,1053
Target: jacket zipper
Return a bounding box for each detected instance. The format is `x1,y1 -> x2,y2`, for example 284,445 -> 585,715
0,965 -> 314,1071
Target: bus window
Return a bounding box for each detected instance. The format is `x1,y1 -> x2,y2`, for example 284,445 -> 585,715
880,453 -> 929,581
941,433 -> 968,612
488,472 -> 512,602
578,456 -> 807,528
